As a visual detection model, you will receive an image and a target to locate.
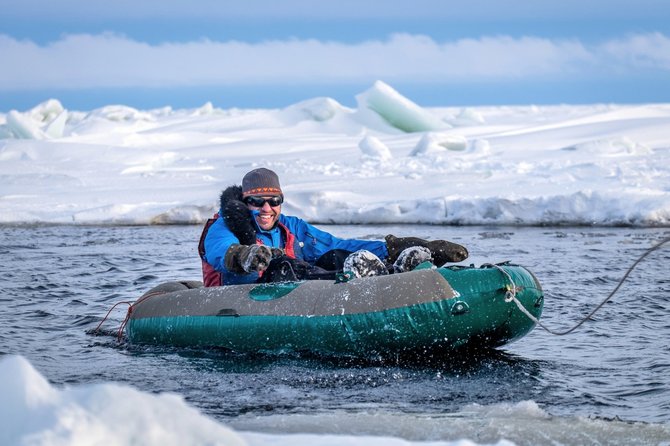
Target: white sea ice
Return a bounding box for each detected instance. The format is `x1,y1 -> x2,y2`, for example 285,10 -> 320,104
410,132 -> 469,155
0,356 -> 247,446
1,355 -> 522,446
355,80 -> 449,132
0,80 -> 668,226
359,134 -> 393,160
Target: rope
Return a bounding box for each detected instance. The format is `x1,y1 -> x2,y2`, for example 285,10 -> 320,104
94,290 -> 167,341
117,306 -> 133,341
486,235 -> 670,336
91,300 -> 134,342
93,301 -> 132,333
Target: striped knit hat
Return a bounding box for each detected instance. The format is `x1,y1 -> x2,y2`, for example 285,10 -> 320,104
242,168 -> 283,197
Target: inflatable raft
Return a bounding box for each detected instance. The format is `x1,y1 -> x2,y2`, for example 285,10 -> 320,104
125,262 -> 544,358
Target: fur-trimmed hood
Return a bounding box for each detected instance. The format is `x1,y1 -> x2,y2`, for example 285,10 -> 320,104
219,185 -> 257,245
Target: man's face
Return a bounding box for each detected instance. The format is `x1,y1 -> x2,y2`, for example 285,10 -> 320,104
245,195 -> 283,231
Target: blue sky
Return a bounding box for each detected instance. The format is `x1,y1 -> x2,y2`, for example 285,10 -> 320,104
1,0 -> 669,111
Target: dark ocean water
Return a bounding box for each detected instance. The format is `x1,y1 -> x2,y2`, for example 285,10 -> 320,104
1,224 -> 669,444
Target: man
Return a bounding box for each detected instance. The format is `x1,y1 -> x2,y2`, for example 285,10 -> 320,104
199,168 -> 468,286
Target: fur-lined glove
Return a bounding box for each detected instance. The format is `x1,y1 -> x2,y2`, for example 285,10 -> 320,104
224,244 -> 273,273
385,234 -> 469,266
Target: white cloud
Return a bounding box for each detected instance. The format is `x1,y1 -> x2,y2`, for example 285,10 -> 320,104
599,32 -> 670,71
0,32 -> 668,89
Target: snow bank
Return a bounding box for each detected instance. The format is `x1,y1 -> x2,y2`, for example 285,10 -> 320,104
0,355 -> 246,446
0,81 -> 668,226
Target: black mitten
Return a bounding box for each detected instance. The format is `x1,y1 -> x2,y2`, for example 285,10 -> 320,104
258,256 -> 334,283
385,234 -> 468,266
224,244 -> 273,273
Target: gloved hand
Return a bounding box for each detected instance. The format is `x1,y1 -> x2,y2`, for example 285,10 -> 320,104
393,246 -> 433,273
385,234 -> 469,266
224,244 -> 273,274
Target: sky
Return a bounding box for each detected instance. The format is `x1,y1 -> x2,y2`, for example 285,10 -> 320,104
1,0 -> 670,111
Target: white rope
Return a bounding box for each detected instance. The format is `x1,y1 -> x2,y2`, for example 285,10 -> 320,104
482,262 -> 559,334
484,235 -> 670,336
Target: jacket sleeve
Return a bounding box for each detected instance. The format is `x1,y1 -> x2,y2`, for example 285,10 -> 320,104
287,217 -> 389,262
203,216 -> 259,284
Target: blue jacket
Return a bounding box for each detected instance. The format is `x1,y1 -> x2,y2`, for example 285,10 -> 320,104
203,210 -> 388,284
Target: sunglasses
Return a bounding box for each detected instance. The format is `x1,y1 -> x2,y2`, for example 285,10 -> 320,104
244,195 -> 284,207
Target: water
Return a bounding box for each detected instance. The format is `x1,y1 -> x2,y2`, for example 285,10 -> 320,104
2,224 -> 670,444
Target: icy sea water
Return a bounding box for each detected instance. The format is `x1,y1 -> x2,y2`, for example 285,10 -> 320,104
1,224 -> 669,445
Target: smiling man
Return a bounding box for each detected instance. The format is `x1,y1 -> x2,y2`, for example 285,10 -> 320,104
199,167 -> 468,286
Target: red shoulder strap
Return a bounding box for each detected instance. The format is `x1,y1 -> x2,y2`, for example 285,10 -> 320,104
198,213 -> 219,258
277,222 -> 296,258
199,213 -> 223,287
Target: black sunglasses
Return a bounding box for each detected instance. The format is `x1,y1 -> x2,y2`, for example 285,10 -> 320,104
244,195 -> 284,207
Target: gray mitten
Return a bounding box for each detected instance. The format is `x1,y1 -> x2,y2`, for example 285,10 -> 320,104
343,250 -> 389,278
393,246 -> 433,273
224,244 -> 273,273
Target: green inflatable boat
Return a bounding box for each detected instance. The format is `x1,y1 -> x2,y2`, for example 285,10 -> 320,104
125,262 -> 544,358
